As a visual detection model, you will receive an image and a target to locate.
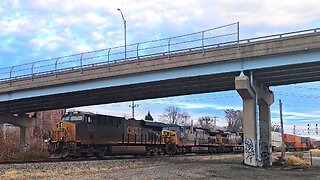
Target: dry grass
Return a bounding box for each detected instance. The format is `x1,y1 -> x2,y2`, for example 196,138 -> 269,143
0,164 -> 146,179
310,149 -> 320,157
283,155 -> 309,166
273,153 -> 310,166
310,149 -> 320,152
0,132 -> 49,162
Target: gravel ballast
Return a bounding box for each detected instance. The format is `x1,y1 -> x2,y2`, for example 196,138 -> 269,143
0,154 -> 319,179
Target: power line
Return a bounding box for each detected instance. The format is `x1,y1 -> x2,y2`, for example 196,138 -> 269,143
276,91 -> 320,99
290,85 -> 320,91
282,104 -> 318,108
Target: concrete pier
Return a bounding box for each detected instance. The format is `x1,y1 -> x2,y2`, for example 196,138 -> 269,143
0,114 -> 35,152
235,75 -> 274,167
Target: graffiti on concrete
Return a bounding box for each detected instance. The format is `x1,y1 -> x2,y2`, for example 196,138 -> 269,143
244,137 -> 255,164
260,141 -> 271,166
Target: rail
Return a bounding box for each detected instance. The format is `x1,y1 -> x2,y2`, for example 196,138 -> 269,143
1,23 -> 319,83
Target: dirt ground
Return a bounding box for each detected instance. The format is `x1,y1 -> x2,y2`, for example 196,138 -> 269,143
0,154 -> 319,179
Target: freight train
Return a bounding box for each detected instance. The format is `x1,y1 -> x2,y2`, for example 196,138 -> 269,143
271,132 -> 317,151
48,111 -> 243,158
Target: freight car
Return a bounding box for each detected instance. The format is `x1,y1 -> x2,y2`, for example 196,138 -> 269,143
49,111 -> 243,158
271,132 -> 282,151
283,133 -> 315,151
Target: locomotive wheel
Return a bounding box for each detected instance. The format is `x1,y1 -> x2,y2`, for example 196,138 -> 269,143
166,144 -> 177,155
50,153 -> 63,159
61,148 -> 69,159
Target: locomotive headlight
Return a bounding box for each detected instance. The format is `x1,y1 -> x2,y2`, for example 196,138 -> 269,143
59,122 -> 63,127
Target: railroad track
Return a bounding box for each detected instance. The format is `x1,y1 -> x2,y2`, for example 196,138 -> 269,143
0,153 -> 239,165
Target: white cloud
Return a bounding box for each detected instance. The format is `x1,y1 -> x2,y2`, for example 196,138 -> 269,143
91,32 -> 104,41
272,110 -> 320,119
2,0 -> 319,62
74,44 -> 93,52
180,103 -> 241,111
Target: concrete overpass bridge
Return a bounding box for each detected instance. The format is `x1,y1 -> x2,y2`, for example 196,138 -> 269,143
0,23 -> 320,166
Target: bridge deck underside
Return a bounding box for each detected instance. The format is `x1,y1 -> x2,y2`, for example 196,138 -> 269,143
249,61 -> 320,86
0,72 -> 239,113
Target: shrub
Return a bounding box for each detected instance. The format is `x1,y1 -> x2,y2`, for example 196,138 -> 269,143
0,131 -> 49,161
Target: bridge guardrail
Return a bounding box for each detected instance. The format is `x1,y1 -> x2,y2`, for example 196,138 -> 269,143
0,23 -> 319,84
0,22 -> 239,84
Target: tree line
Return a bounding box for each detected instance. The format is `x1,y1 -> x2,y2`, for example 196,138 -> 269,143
144,105 -> 243,132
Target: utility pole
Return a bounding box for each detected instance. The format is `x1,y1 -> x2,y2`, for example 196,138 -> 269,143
213,116 -> 218,127
129,101 -> 139,119
279,99 -> 285,158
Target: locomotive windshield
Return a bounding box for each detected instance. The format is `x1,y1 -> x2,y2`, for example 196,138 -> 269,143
163,124 -> 182,132
61,111 -> 84,122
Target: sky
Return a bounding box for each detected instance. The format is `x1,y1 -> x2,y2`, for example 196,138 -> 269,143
1,0 -> 320,138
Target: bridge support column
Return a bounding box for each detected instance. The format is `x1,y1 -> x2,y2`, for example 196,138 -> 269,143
235,75 -> 274,167
0,114 -> 35,152
19,126 -> 31,152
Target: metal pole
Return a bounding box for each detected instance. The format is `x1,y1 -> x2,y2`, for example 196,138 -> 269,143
250,71 -> 260,162
213,116 -> 218,127
132,101 -> 135,119
279,99 -> 285,157
201,31 -> 205,54
237,21 -> 240,49
117,8 -> 127,61
136,43 -> 139,63
80,53 -> 84,73
55,57 -> 61,77
107,48 -> 111,69
9,66 -> 14,85
31,62 -> 36,80
310,151 -> 313,165
168,38 -> 171,60
129,101 -> 139,119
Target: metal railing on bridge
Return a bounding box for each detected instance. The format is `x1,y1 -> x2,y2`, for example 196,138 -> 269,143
0,22 -> 239,83
0,22 -> 319,84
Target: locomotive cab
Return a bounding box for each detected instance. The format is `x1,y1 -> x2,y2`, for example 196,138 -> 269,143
49,111 -> 82,158
50,111 -> 82,143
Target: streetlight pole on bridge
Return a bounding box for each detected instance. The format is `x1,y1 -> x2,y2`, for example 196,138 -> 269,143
117,8 -> 127,61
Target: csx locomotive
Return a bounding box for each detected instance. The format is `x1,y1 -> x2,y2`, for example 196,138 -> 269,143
49,111 -> 243,158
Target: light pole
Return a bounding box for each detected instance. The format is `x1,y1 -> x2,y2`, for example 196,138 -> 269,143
129,101 -> 139,119
117,8 -> 127,61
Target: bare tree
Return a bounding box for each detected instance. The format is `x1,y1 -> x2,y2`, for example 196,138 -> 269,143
180,111 -> 191,125
197,116 -> 216,129
225,109 -> 243,132
161,106 -> 190,125
34,109 -> 65,139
